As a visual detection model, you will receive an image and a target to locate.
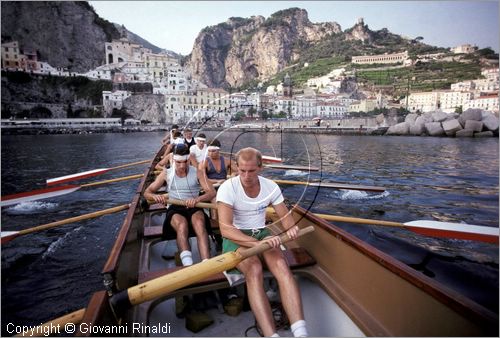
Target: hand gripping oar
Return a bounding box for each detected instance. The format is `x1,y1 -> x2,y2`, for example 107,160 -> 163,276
1,204 -> 130,244
46,159 -> 150,186
306,212 -> 499,244
1,174 -> 144,207
109,226 -> 314,316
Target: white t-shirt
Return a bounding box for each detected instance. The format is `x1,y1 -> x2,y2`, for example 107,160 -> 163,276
190,144 -> 207,163
216,176 -> 284,230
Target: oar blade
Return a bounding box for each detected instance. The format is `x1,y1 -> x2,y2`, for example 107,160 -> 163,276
46,168 -> 109,186
1,185 -> 81,207
1,231 -> 19,244
404,220 -> 499,244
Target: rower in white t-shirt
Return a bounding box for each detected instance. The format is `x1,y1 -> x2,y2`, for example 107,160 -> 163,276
189,133 -> 208,167
216,147 -> 309,338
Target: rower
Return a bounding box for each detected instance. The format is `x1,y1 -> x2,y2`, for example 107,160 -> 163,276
199,139 -> 237,220
199,139 -> 236,186
161,124 -> 179,146
145,145 -> 216,266
189,133 -> 208,168
156,135 -> 185,170
216,147 -> 309,337
183,127 -> 196,150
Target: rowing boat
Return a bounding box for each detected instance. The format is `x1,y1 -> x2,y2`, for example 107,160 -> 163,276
65,146 -> 498,336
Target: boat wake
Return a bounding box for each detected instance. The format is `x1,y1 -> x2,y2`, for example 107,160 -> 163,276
42,226 -> 83,259
5,201 -> 59,214
336,190 -> 390,200
283,170 -> 309,177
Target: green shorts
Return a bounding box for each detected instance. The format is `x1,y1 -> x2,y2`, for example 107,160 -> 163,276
222,228 -> 272,253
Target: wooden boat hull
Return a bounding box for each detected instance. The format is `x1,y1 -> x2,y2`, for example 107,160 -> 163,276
77,147 -> 498,336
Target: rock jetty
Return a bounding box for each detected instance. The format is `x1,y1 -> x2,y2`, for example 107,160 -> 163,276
384,109 -> 499,137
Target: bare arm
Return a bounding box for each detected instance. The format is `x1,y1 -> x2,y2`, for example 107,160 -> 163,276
144,170 -> 168,205
225,156 -> 237,176
272,202 -> 299,240
155,155 -> 169,170
190,153 -> 198,168
184,166 -> 216,208
217,202 -> 260,248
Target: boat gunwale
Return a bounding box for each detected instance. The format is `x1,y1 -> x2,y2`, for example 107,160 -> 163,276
101,155 -> 157,276
291,205 -> 499,331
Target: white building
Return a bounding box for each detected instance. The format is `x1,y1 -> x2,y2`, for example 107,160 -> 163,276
352,51 -> 409,65
451,44 -> 477,54
464,94 -> 499,113
439,90 -> 473,113
405,91 -> 441,112
481,68 -> 499,82
317,101 -> 347,118
1,118 -> 122,129
102,90 -> 132,115
274,97 -> 297,117
295,95 -> 317,118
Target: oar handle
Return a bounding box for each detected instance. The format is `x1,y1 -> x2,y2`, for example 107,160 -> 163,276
15,308 -> 85,337
110,226 -> 314,313
81,174 -> 144,188
145,196 -> 216,209
111,159 -> 150,170
241,226 -> 315,258
312,212 -> 404,228
19,204 -> 131,236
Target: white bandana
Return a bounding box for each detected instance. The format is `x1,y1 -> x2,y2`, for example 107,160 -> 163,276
195,137 -> 206,142
207,146 -> 220,151
173,154 -> 190,161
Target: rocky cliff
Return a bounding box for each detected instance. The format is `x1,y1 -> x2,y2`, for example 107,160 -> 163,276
121,94 -> 167,123
187,8 -> 342,88
1,1 -> 165,73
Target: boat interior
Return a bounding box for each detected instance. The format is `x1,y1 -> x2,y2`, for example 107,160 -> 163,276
76,152 -> 498,337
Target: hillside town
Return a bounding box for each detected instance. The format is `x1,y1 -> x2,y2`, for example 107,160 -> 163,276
1,31 -> 498,130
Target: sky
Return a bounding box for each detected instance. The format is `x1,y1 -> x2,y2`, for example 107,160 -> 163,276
89,1 -> 499,55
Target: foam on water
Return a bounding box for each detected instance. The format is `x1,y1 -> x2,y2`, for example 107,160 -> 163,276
6,201 -> 59,214
284,169 -> 308,177
42,226 -> 83,259
337,189 -> 390,201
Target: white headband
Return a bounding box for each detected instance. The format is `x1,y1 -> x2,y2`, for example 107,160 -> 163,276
173,154 -> 190,161
207,146 -> 220,151
195,137 -> 206,142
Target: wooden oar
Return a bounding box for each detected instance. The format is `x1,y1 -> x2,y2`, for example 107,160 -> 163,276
303,211 -> 499,244
15,308 -> 85,337
46,159 -> 150,186
220,151 -> 282,164
1,174 -> 144,207
263,163 -> 320,171
273,179 -> 385,192
109,226 -> 314,314
1,204 -> 130,244
149,196 -> 496,243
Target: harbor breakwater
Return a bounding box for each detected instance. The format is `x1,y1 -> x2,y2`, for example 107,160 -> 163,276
384,109 -> 499,137
1,109 -> 498,137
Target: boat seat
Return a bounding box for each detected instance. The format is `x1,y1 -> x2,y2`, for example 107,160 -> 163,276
138,247 -> 316,285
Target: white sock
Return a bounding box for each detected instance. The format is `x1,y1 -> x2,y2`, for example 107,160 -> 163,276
202,258 -> 209,262
291,320 -> 308,337
180,250 -> 193,266
271,333 -> 280,337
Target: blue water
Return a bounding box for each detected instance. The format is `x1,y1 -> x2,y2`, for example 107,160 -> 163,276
1,131 -> 498,333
